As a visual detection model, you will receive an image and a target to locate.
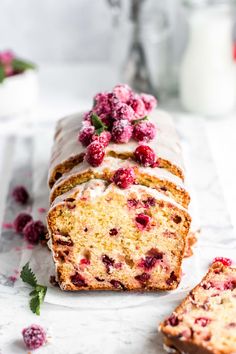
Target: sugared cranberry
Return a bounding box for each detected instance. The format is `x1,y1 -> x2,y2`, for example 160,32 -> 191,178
71,272 -> 87,287
129,95 -> 146,118
135,213 -> 150,230
78,124 -> 95,146
195,317 -> 210,327
91,131 -> 111,147
13,212 -> 33,234
111,119 -> 133,143
113,84 -> 132,103
110,279 -> 126,290
112,102 -> 135,122
212,257 -> 233,266
83,110 -> 93,121
22,324 -> 46,350
93,92 -> 119,116
109,228 -> 118,236
140,93 -> 157,113
134,145 -> 156,167
166,314 -> 179,327
85,141 -> 105,167
133,121 -> 156,142
12,185 -> 29,205
113,168 -> 135,189
23,220 -> 46,244
135,272 -> 150,284
102,254 -> 115,274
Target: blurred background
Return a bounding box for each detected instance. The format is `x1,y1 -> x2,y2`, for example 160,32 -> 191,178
0,0 -> 236,116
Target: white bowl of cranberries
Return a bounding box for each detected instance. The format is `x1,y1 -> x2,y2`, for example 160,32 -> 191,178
0,50 -> 38,118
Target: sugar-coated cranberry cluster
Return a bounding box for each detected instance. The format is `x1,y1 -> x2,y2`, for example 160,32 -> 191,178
78,84 -> 157,168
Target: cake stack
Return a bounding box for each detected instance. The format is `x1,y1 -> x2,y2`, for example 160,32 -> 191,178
47,84 -> 191,291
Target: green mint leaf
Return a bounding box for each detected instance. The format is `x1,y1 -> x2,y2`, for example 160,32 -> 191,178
132,116 -> 149,125
21,262 -> 47,316
0,65 -> 5,83
20,262 -> 37,288
30,295 -> 41,316
91,113 -> 107,130
95,127 -> 104,136
12,58 -> 36,73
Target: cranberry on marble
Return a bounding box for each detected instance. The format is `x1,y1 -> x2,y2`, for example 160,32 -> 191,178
12,185 -> 29,205
134,145 -> 156,167
133,121 -> 156,142
113,167 -> 135,189
13,212 -> 33,234
23,220 -> 46,244
85,141 -> 105,167
22,324 -> 46,350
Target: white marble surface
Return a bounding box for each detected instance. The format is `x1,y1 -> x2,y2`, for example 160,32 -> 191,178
0,64 -> 236,354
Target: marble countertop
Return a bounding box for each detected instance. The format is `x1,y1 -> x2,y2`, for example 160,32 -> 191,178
0,63 -> 236,354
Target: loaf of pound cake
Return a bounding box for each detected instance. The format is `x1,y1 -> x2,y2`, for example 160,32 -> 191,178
159,261 -> 236,353
47,84 -> 192,291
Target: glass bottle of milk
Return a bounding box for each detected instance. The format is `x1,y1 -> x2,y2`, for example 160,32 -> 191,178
180,1 -> 236,117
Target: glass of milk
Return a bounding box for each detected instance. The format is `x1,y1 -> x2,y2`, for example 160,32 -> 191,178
180,1 -> 236,117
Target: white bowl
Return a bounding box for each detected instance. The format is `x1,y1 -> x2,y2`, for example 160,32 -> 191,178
0,70 -> 39,118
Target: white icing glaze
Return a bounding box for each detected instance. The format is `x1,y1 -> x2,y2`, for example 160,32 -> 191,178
50,155 -> 187,202
50,179 -> 189,215
48,109 -> 184,184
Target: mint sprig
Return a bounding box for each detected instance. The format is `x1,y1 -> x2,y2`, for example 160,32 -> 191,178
91,113 -> 108,136
132,116 -> 149,125
0,66 -> 5,83
12,58 -> 36,72
20,262 -> 47,316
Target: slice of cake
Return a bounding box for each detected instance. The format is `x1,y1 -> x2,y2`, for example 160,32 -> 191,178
47,179 -> 191,291
159,262 -> 236,354
48,109 -> 185,188
50,156 -> 190,208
